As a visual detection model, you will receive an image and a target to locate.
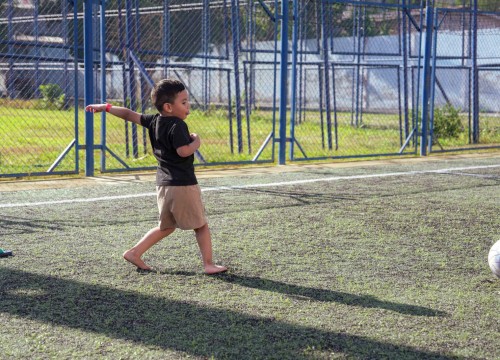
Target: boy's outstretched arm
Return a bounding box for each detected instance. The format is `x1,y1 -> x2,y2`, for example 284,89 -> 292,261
85,104 -> 141,125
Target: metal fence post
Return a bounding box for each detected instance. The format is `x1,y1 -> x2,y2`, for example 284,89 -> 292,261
420,0 -> 434,156
289,0 -> 298,160
7,0 -> 14,98
278,0 -> 289,165
84,0 -> 95,176
125,0 -> 138,158
428,7 -> 439,153
230,0 -> 243,153
321,0 -> 332,151
100,0 -> 107,170
471,0 -> 479,143
73,0 -> 80,174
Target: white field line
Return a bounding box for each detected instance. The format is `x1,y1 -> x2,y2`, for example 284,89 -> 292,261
0,164 -> 498,209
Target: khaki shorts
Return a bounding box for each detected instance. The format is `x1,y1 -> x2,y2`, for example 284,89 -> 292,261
156,185 -> 207,230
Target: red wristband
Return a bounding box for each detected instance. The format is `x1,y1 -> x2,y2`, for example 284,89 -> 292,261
105,103 -> 112,112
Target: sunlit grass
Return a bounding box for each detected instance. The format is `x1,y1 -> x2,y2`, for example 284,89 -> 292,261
0,103 -> 498,175
1,157 -> 499,358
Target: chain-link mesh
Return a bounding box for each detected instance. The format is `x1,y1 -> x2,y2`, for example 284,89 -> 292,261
291,0 -> 499,159
94,0 -> 279,171
291,1 -> 415,159
1,0 -> 499,178
435,0 -> 500,11
428,7 -> 500,151
0,0 -> 80,176
469,14 -> 500,148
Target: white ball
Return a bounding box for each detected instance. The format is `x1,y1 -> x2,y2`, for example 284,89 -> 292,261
488,240 -> 500,279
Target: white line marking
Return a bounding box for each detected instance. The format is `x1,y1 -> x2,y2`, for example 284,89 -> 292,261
1,164 -> 498,209
0,192 -> 157,209
442,171 -> 499,179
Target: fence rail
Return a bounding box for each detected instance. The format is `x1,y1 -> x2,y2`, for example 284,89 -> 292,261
0,0 -> 499,178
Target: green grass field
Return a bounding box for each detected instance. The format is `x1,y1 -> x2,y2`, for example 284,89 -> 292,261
1,101 -> 499,175
1,155 -> 499,359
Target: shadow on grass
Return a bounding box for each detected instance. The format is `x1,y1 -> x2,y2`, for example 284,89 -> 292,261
0,215 -> 66,235
216,274 -> 447,317
204,179 -> 500,217
0,268 -> 460,359
0,213 -> 157,236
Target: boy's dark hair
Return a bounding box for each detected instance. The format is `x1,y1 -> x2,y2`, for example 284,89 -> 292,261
151,79 -> 186,112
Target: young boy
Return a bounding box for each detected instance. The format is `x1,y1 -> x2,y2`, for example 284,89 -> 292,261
85,79 -> 227,275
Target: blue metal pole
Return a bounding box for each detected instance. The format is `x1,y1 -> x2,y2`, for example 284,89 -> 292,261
203,0 -> 209,110
223,0 -> 230,60
227,71 -> 234,154
100,0 -> 107,170
321,0 -> 332,150
222,1 -> 232,153
163,0 -> 170,78
420,0 -> 434,156
318,65 -> 325,149
249,0 -> 256,111
413,0 -> 426,153
350,8 -> 357,127
471,0 -> 479,143
125,0 -> 138,158
355,7 -> 362,127
402,0 -> 409,139
332,64 -> 339,150
289,0 -> 299,160
134,0 -> 147,153
84,0 -> 95,176
298,3 -> 305,125
230,0 -> 243,153
7,0 -> 14,98
246,0 -> 253,111
63,1 -> 69,109
271,0 -> 279,161
73,0 -> 79,173
428,8 -> 439,153
34,0 -> 40,98
397,66 -> 403,146
278,0 -> 289,164
117,0 -> 129,158
244,66 -> 252,154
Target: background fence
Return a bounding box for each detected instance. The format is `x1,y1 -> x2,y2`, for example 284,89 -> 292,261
0,0 -> 499,178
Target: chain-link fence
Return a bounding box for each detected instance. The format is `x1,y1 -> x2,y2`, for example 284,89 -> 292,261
93,0 -> 280,172
0,0 -> 81,177
1,0 -> 499,178
290,1 -> 418,160
429,2 -> 500,152
290,0 -> 500,160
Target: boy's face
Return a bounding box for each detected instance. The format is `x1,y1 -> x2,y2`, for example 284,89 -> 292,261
163,90 -> 190,120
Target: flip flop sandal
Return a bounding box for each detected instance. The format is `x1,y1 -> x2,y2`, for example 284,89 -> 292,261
0,249 -> 13,258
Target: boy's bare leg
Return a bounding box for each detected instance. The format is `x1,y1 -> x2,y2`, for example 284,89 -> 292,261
194,223 -> 227,274
123,226 -> 175,270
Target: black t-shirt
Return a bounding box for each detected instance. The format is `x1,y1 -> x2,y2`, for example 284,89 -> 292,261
140,114 -> 198,186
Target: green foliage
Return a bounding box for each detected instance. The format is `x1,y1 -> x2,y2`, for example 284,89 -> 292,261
433,103 -> 463,140
38,84 -> 66,110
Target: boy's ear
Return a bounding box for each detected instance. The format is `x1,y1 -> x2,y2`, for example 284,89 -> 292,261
162,102 -> 172,113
